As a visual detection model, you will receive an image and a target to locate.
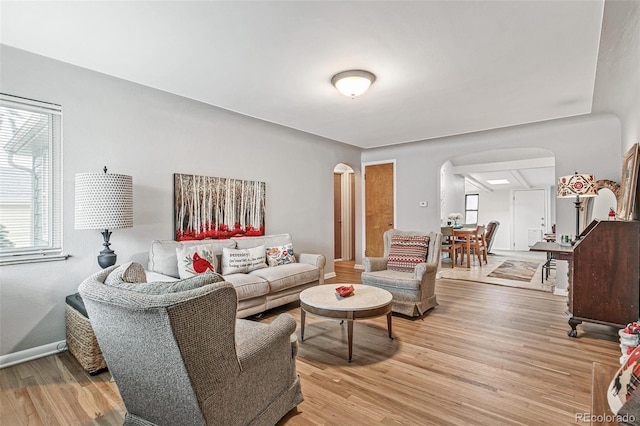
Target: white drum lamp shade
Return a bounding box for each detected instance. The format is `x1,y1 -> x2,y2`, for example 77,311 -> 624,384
557,172 -> 597,241
75,169 -> 133,268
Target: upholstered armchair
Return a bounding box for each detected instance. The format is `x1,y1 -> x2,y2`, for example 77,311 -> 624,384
79,266 -> 303,426
361,229 -> 442,317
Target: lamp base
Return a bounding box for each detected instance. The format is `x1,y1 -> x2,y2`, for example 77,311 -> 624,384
97,251 -> 117,269
97,229 -> 117,269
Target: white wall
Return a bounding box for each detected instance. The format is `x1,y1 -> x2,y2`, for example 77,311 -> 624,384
466,189 -> 512,251
593,0 -> 640,155
439,160 -> 465,224
0,46 -> 362,356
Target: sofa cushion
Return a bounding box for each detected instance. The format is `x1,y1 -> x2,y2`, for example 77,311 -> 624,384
221,246 -> 268,275
250,263 -> 319,293
222,273 -> 270,301
176,243 -> 219,278
148,239 -> 235,278
387,235 -> 430,273
265,243 -> 297,267
105,261 -> 147,285
232,233 -> 292,250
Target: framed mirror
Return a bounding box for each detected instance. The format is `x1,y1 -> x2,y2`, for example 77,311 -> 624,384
580,179 -> 621,228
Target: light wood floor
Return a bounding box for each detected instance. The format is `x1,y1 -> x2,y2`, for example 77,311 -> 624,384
1,261 -> 620,425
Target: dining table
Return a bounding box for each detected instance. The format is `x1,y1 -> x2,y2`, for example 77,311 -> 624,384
452,226 -> 480,268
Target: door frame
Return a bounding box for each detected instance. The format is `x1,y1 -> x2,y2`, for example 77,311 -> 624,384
361,159 -> 397,259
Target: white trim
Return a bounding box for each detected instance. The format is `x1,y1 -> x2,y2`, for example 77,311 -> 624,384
553,288 -> 569,297
324,271 -> 337,280
0,340 -> 67,369
353,263 -> 364,270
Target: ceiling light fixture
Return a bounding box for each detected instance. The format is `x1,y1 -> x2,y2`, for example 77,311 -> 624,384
331,70 -> 376,98
487,179 -> 510,185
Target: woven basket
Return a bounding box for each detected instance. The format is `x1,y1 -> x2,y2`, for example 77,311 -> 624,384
65,304 -> 107,375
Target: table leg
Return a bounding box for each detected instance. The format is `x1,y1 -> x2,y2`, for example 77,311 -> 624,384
347,319 -> 354,362
387,311 -> 393,340
466,238 -> 471,268
300,309 -> 305,341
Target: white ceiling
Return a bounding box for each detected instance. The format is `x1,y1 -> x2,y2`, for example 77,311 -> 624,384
0,1 -> 605,150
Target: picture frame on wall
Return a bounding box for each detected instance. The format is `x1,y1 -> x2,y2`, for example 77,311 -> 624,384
173,173 -> 266,241
617,143 -> 639,221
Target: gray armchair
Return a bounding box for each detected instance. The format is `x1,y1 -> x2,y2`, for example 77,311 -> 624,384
79,266 -> 303,426
361,229 -> 442,317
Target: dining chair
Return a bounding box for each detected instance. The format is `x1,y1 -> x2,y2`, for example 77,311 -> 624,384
440,226 -> 463,268
469,225 -> 488,265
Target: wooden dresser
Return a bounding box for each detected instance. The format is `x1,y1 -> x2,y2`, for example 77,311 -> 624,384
531,220 -> 640,337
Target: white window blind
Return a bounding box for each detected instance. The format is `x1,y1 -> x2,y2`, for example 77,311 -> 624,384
0,94 -> 64,264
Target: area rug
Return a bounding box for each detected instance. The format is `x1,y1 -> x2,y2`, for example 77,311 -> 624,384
487,260 -> 540,282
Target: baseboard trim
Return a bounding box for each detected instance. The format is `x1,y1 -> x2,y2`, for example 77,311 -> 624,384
553,288 -> 569,297
0,340 -> 67,369
353,264 -> 364,270
324,271 -> 337,280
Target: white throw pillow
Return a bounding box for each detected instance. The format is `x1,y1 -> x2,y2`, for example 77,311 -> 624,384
176,244 -> 218,279
221,245 -> 267,275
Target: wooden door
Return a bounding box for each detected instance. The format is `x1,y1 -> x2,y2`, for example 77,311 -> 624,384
365,163 -> 394,257
334,173 -> 342,259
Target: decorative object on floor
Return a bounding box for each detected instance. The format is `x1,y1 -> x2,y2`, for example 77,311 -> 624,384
75,167 -> 133,268
487,260 -> 540,282
618,143 -> 639,221
174,173 -> 265,241
331,69 -> 376,98
557,171 -> 597,242
608,344 -> 640,416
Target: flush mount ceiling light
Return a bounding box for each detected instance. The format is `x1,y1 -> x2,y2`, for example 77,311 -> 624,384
331,70 -> 376,98
487,179 -> 510,185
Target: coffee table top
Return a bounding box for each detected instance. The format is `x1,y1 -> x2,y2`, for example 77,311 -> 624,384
300,284 -> 392,312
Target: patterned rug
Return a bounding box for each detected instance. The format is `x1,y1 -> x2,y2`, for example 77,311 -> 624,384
487,260 -> 541,282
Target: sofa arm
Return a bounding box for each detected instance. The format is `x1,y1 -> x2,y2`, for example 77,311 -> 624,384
363,257 -> 387,272
298,253 -> 326,284
298,253 -> 326,269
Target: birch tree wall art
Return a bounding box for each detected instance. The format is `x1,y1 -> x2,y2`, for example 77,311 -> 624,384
174,173 -> 265,241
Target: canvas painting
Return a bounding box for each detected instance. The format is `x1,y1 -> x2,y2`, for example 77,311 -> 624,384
174,173 -> 265,241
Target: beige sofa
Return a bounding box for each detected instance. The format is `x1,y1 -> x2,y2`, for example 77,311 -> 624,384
146,233 -> 325,318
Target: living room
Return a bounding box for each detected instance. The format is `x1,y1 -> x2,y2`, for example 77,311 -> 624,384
1,1 -> 639,424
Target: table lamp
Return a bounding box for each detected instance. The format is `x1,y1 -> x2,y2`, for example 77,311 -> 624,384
557,171 -> 597,242
75,167 -> 133,268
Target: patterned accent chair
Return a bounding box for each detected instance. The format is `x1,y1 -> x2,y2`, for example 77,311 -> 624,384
79,266 -> 303,426
361,229 -> 442,317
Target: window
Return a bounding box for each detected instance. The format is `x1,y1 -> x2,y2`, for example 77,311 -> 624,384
0,94 -> 64,265
465,194 -> 479,225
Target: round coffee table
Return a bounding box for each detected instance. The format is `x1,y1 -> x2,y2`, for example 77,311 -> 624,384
299,284 -> 393,362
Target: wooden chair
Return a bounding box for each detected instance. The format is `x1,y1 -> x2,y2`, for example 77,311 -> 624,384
469,225 -> 488,265
440,226 -> 463,267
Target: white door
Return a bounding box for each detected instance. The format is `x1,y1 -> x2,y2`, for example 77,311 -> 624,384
513,189 -> 546,250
